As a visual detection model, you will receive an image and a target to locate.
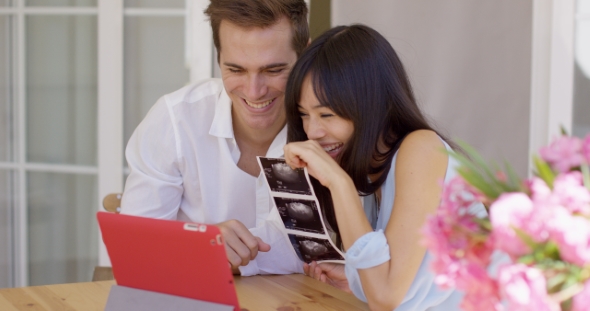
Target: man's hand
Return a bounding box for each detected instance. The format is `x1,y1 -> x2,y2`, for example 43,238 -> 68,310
217,220 -> 270,271
304,261 -> 351,293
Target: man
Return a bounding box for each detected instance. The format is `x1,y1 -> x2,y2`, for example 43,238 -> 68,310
120,0 -> 309,275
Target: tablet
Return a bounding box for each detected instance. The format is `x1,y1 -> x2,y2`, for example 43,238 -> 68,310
97,212 -> 239,310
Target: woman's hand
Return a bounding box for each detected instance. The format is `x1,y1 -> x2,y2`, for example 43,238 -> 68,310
303,261 -> 351,293
283,140 -> 348,189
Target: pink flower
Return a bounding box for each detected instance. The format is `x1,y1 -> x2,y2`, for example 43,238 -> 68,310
582,134 -> 590,164
572,279 -> 590,311
552,172 -> 590,215
539,136 -> 583,173
528,177 -> 552,201
438,176 -> 485,216
490,193 -> 534,257
550,208 -> 590,266
460,265 -> 503,311
497,264 -> 560,311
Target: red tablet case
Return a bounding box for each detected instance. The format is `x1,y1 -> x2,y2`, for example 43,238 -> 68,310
97,212 -> 240,310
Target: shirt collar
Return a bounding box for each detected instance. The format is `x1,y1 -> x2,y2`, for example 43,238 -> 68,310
266,125 -> 287,157
209,87 -> 234,139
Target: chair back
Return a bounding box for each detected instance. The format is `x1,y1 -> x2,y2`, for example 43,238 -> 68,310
102,193 -> 122,214
93,192 -> 122,281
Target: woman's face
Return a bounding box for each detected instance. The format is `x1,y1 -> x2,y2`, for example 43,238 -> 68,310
297,75 -> 354,159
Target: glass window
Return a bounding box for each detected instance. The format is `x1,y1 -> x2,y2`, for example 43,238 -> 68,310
26,15 -> 97,166
0,170 -> 14,288
573,1 -> 590,137
123,16 -> 189,151
27,172 -> 97,286
0,16 -> 13,163
124,0 -> 184,8
25,0 -> 96,7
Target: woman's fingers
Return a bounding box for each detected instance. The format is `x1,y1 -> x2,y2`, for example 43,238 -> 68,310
284,141 -> 342,188
303,262 -> 310,276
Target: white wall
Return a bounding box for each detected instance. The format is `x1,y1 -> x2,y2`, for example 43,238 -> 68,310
332,0 -> 533,176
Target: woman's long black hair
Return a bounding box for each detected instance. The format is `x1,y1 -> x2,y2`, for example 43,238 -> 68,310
285,24 -> 451,245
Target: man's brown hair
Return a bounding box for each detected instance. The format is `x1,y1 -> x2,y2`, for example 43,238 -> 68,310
204,0 -> 309,60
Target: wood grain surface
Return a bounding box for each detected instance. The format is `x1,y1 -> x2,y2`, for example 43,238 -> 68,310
0,274 -> 369,311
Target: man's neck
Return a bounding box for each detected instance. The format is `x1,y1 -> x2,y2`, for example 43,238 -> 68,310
232,115 -> 285,153
232,112 -> 286,177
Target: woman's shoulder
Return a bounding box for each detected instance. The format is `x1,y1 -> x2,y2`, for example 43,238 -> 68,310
394,129 -> 448,175
398,130 -> 445,155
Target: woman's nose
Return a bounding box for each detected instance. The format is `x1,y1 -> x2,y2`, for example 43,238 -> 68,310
305,118 -> 325,140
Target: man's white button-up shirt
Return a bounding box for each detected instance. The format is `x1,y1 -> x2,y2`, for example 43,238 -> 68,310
121,78 -> 303,275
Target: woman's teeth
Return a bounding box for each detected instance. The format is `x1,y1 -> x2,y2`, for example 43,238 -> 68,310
245,99 -> 272,109
323,143 -> 342,152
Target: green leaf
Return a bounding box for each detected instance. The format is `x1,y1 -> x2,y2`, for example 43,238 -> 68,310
560,125 -> 569,136
581,164 -> 590,191
547,273 -> 568,292
533,156 -> 556,188
504,160 -> 525,191
517,254 -> 535,265
449,142 -> 525,201
513,227 -> 538,250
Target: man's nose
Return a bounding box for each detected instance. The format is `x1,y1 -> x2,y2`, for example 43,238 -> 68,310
244,74 -> 267,100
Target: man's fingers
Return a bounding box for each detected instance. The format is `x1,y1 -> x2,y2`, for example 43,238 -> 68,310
225,246 -> 243,268
256,237 -> 271,253
222,230 -> 253,266
218,220 -> 259,265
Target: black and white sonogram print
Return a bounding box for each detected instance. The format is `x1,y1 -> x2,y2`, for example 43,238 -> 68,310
259,157 -> 312,195
289,234 -> 344,263
274,197 -> 325,234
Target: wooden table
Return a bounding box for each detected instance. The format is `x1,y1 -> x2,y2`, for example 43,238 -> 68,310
0,274 -> 369,311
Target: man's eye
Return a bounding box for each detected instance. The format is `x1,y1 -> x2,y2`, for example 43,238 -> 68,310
267,68 -> 284,74
228,68 -> 242,73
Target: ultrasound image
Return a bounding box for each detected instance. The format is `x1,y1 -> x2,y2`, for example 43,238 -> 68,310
259,157 -> 312,195
274,197 -> 324,234
289,234 -> 344,263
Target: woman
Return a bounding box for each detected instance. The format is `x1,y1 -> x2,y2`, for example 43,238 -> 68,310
283,24 -> 470,310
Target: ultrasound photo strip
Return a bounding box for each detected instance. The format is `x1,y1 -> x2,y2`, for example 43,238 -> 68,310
257,156 -> 345,263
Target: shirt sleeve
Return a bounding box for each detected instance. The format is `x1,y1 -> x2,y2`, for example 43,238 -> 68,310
120,96 -> 184,220
344,230 -> 391,302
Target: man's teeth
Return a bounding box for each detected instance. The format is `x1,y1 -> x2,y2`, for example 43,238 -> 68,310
323,143 -> 342,152
245,99 -> 272,109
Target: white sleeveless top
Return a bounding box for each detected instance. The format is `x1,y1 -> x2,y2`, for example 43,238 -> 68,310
346,139 -> 485,310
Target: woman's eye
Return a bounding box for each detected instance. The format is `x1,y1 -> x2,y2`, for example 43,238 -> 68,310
298,111 -> 308,117
320,114 -> 334,118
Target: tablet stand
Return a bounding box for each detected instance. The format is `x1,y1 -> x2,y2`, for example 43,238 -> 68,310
104,285 -> 234,311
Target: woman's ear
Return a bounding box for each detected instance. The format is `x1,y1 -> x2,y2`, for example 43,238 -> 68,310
307,38 -> 311,47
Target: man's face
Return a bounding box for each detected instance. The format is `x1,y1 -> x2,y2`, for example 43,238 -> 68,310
219,17 -> 298,132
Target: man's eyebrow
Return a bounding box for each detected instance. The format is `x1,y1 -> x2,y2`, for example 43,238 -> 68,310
222,62 -> 289,71
260,63 -> 288,71
222,62 -> 244,69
